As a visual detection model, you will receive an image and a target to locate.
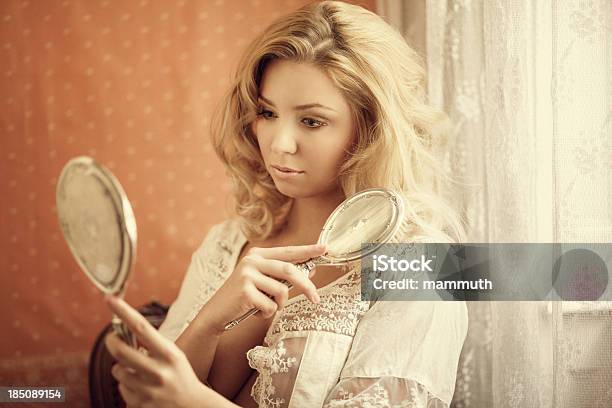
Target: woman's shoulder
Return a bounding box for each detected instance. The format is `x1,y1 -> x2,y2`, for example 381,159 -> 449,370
207,217 -> 243,237
192,218 -> 246,256
158,218 -> 245,342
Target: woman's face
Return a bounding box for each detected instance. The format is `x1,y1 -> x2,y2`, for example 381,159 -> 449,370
252,59 -> 355,199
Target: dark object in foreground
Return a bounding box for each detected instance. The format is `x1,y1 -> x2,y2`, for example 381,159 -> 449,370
89,301 -> 169,408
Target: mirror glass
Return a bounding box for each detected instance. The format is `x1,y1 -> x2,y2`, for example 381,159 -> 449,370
320,188 -> 404,263
56,156 -> 136,295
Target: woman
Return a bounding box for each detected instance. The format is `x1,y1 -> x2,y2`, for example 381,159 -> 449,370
105,1 -> 468,407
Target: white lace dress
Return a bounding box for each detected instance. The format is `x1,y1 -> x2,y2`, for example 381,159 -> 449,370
158,219 -> 468,407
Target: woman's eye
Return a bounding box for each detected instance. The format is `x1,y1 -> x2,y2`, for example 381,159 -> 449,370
302,117 -> 326,128
256,108 -> 275,119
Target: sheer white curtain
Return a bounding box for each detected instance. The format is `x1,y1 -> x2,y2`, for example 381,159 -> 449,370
377,0 -> 612,407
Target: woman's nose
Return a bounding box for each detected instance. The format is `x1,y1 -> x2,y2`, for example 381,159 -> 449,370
270,125 -> 298,155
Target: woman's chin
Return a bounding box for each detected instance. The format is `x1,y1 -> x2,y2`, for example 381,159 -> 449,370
272,178 -> 317,199
273,180 -> 340,200
274,182 -> 303,198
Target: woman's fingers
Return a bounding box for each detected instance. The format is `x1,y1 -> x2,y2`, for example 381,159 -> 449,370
247,285 -> 281,319
251,258 -> 320,303
248,243 -> 326,263
105,331 -> 163,383
105,296 -> 174,361
251,273 -> 290,309
112,363 -> 154,393
118,382 -> 143,407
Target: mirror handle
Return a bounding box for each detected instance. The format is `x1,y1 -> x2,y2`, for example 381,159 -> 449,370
112,314 -> 138,348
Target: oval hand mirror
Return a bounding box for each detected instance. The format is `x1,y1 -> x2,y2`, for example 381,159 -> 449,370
56,156 -> 138,347
224,187 -> 405,330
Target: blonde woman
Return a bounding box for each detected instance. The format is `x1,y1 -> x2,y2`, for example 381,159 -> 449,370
105,1 -> 468,407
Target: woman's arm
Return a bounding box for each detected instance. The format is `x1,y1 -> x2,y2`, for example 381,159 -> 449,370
174,244 -> 323,399
232,369 -> 259,407
174,302 -> 223,385
175,297 -> 275,400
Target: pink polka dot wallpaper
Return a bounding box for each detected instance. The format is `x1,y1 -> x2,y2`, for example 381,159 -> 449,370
0,0 -> 375,405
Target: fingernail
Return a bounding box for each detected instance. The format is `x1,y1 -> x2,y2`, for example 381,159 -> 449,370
313,293 -> 321,303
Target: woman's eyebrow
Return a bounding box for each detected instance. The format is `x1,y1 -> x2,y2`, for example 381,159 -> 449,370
258,95 -> 337,113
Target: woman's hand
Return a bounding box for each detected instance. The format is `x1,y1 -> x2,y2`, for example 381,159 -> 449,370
202,243 -> 326,333
104,295 -> 232,408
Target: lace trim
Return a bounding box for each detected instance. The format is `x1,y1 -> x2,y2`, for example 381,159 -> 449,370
264,265 -> 370,345
323,378 -> 448,408
247,339 -> 297,408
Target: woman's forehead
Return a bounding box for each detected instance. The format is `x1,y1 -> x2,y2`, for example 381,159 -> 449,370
258,59 -> 350,113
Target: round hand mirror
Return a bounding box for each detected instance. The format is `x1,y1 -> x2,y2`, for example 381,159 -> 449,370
225,187 -> 405,330
56,156 -> 138,347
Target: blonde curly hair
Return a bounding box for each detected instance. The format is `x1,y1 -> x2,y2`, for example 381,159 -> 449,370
211,0 -> 465,243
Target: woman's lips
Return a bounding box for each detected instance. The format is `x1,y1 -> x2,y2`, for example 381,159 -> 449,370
271,164 -> 304,178
273,164 -> 302,172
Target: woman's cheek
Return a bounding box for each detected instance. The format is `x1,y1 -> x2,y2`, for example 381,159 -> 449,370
253,123 -> 270,157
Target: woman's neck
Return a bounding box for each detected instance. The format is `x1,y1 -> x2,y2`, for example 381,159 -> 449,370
280,188 -> 346,245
